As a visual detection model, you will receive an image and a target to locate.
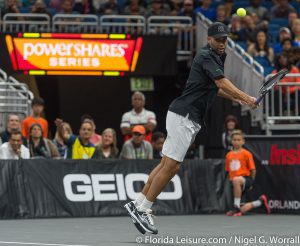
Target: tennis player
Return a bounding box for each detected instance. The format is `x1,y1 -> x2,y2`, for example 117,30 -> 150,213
124,22 -> 258,234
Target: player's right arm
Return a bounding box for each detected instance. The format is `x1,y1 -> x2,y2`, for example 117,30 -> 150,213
215,77 -> 257,109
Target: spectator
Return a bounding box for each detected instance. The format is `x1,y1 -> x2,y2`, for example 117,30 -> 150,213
3,0 -> 20,15
0,130 -> 30,159
195,0 -> 216,21
228,14 -> 244,42
178,0 -> 196,24
80,115 -> 102,146
270,0 -> 295,19
273,27 -> 299,55
224,0 -> 233,19
222,115 -> 239,154
97,128 -> 119,159
247,30 -> 274,66
245,0 -> 269,21
120,125 -> 153,159
98,0 -> 119,15
92,0 -> 107,12
59,0 -> 77,14
28,123 -> 60,159
145,0 -> 169,18
55,118 -> 98,159
169,0 -> 183,16
239,15 -> 257,44
151,131 -> 165,159
31,0 -> 51,17
53,122 -> 72,158
288,11 -> 298,31
120,91 -> 156,143
0,114 -> 27,146
215,5 -> 229,25
123,0 -> 145,15
281,38 -> 293,55
21,97 -> 48,139
73,0 -> 95,14
292,19 -> 300,47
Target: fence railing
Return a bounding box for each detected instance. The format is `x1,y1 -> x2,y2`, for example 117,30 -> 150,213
0,70 -> 33,132
264,74 -> 300,135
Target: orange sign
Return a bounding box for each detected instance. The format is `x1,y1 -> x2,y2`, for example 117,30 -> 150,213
6,34 -> 143,75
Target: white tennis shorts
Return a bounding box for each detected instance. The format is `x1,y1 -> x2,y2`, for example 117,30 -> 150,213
162,111 -> 201,162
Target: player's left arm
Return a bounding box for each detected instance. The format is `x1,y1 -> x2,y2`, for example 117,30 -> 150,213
218,88 -> 247,105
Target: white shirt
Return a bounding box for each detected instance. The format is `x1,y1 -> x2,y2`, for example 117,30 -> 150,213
120,109 -> 157,128
0,142 -> 30,159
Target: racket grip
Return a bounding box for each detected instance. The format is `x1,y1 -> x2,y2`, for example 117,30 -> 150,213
256,95 -> 263,104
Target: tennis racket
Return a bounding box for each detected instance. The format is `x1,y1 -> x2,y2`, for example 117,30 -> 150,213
256,69 -> 289,104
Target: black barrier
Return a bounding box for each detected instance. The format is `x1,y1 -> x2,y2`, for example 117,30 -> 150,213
0,158 -> 300,219
245,136 -> 300,213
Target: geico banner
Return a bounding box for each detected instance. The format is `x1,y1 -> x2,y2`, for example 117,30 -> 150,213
0,159 -> 231,218
63,173 -> 182,202
1,34 -> 178,76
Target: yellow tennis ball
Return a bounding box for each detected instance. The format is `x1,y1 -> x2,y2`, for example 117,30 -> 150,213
236,8 -> 246,17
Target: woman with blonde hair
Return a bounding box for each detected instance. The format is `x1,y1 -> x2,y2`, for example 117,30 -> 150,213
97,128 -> 119,159
53,122 -> 73,158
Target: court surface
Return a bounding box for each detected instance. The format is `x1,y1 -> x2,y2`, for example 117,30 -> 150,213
0,214 -> 299,246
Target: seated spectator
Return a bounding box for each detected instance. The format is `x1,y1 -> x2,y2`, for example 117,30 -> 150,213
98,0 -> 119,15
291,47 -> 300,70
123,0 -> 145,15
0,114 -> 27,146
215,5 -> 229,26
195,0 -> 216,21
55,118 -> 98,159
169,0 -> 183,16
3,0 -> 20,15
292,19 -> 300,47
0,130 -> 30,159
281,38 -> 293,55
97,128 -> 119,159
151,131 -> 165,159
28,124 -> 60,159
145,0 -> 169,18
92,0 -> 107,12
73,0 -> 95,14
288,11 -> 298,31
273,27 -> 299,55
239,15 -> 257,43
178,0 -> 196,24
222,115 -> 239,155
80,115 -> 102,146
22,97 -> 48,139
53,122 -> 72,158
245,0 -> 269,21
120,91 -> 156,143
270,0 -> 295,19
30,0 -> 51,17
247,30 -> 274,66
120,125 -> 153,159
59,0 -> 78,14
228,14 -> 244,42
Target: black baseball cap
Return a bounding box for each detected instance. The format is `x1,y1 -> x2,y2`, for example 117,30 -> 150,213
208,22 -> 228,38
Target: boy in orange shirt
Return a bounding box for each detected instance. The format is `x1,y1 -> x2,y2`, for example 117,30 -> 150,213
22,97 -> 48,139
225,130 -> 270,216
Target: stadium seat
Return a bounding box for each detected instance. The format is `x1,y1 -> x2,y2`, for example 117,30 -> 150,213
235,41 -> 247,51
254,56 -> 271,67
269,18 -> 289,28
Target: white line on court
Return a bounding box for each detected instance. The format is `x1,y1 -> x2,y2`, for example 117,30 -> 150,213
0,242 -> 92,246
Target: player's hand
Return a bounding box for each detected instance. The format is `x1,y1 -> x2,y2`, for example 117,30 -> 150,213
247,96 -> 259,109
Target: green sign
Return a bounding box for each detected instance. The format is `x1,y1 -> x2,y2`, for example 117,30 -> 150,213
130,77 -> 154,91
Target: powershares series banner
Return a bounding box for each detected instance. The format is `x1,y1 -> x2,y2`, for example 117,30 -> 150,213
0,158 -> 299,219
0,34 -> 177,76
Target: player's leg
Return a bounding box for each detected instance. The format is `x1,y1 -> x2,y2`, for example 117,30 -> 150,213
126,111 -> 200,234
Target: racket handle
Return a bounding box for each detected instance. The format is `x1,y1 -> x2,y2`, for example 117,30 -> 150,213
256,95 -> 263,104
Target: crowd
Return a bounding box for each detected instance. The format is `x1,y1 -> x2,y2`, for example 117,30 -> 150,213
0,91 -> 199,160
